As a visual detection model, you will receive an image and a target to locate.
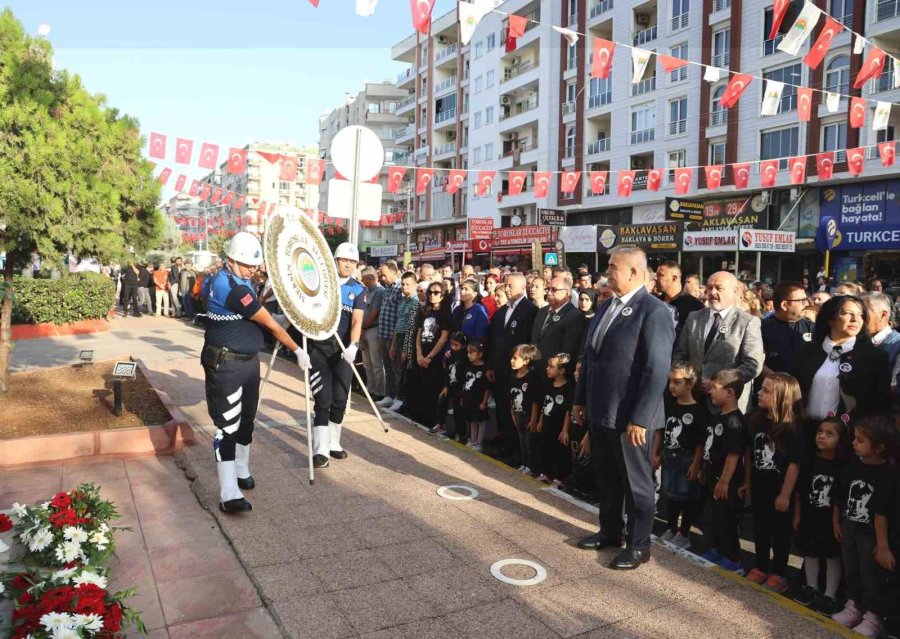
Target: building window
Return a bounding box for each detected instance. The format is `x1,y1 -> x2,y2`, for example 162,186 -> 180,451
630,103 -> 656,144
567,42 -> 577,70
709,140 -> 726,165
669,44 -> 688,82
763,63 -> 801,111
473,146 -> 482,164
825,55 -> 850,94
486,69 -> 495,88
672,0 -> 689,31
763,8 -> 785,55
588,77 -> 612,107
760,126 -> 799,169
830,0 -> 852,26
668,97 -> 688,135
712,29 -> 730,67
474,111 -> 482,128
486,33 -> 496,51
565,126 -> 576,157
475,41 -> 484,58
474,76 -> 483,94
485,106 -> 495,124
367,103 -> 381,113
484,142 -> 494,160
710,85 -> 728,126
667,150 -> 687,182
822,121 -> 847,162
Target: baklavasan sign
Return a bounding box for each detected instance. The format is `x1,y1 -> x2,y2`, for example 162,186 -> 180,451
492,225 -> 552,247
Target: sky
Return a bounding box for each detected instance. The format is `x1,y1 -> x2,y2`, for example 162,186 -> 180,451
3,0 -> 456,188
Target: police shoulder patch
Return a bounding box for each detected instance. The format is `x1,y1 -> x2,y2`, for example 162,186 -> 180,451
240,293 -> 253,307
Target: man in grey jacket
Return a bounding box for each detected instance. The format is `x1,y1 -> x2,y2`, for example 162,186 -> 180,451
673,271 -> 764,412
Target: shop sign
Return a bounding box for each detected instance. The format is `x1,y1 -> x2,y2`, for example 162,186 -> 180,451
665,197 -> 705,222
682,230 -> 738,252
446,240 -> 468,251
369,245 -> 398,258
544,252 -> 559,266
819,180 -> 900,250
558,225 -> 597,253
596,222 -> 683,253
738,229 -> 796,253
469,217 -> 494,240
538,208 -> 566,226
471,238 -> 491,253
492,225 -> 552,247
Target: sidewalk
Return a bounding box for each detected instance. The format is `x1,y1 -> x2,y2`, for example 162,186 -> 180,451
10,315 -> 845,638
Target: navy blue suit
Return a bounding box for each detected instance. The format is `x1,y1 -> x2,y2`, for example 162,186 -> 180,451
575,286 -> 675,550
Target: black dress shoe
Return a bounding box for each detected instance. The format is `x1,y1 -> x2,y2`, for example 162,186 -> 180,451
577,532 -> 624,550
313,454 -> 330,468
219,498 -> 252,514
237,476 -> 255,490
609,548 -> 651,570
330,450 -> 348,460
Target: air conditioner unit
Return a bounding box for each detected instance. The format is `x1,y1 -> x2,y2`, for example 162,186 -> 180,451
513,207 -> 523,215
631,158 -> 646,169
635,12 -> 651,25
438,35 -> 448,44
500,95 -> 511,105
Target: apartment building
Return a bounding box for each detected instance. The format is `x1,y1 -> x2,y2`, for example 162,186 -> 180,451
318,82 -> 409,254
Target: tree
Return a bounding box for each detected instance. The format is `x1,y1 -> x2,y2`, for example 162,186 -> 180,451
322,225 -> 348,253
159,215 -> 182,252
0,9 -> 163,393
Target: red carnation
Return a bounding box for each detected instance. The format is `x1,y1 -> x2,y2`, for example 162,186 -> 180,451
18,592 -> 34,605
50,492 -> 72,509
49,508 -> 79,528
0,513 -> 12,532
103,603 -> 123,633
11,573 -> 31,590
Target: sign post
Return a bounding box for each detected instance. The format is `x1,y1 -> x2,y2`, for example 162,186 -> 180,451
327,125 -> 384,245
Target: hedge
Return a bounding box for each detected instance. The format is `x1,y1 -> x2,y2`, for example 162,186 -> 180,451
12,273 -> 116,325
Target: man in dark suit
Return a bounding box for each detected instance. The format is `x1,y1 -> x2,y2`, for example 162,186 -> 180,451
655,260 -> 703,338
573,247 -> 675,570
486,273 -> 536,462
531,275 -> 586,385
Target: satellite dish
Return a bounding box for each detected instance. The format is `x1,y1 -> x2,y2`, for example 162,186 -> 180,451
330,125 -> 384,182
511,215 -> 522,227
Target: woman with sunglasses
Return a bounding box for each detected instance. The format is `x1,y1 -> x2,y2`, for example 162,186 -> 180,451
408,282 -> 452,427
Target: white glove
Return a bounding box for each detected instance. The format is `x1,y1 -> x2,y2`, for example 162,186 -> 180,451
342,342 -> 359,365
294,347 -> 311,371
272,313 -> 291,329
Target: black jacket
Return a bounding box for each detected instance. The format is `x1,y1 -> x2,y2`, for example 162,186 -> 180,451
531,303 -> 586,376
486,297 -> 536,382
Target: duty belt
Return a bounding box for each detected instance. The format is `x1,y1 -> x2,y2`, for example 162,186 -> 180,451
202,344 -> 255,362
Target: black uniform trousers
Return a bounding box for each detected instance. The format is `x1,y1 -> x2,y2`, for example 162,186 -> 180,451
308,339 -> 353,427
123,284 -> 141,316
204,356 -> 260,463
590,425 -> 656,551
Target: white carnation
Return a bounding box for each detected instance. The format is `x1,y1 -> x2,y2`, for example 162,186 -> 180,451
89,531 -> 108,550
72,613 -> 103,631
52,628 -> 80,639
52,567 -> 79,583
54,540 -> 83,564
63,526 -> 88,545
28,528 -> 53,552
72,570 -> 107,589
12,502 -> 28,518
40,611 -> 73,630
99,522 -> 110,533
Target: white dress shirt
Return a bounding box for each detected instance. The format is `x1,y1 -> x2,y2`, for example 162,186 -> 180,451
871,326 -> 893,346
704,305 -> 733,341
807,336 -> 856,420
590,286 -> 642,347
504,295 -> 524,326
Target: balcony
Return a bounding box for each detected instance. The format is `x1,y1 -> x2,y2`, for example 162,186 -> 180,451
564,145 -> 576,159
434,108 -> 457,125
874,67 -> 897,92
709,109 -> 728,127
395,124 -> 415,142
630,128 -> 655,144
763,35 -> 784,56
713,0 -> 730,11
433,142 -> 456,157
668,119 -> 687,135
878,0 -> 900,20
590,0 -> 614,20
562,100 -> 577,115
500,97 -> 539,121
434,76 -> 457,95
498,141 -> 534,160
568,11 -> 578,26
391,152 -> 411,166
587,138 -> 611,154
712,52 -> 729,67
566,55 -> 579,71
414,145 -> 429,157
588,90 -> 613,108
502,61 -> 537,83
632,76 -> 656,97
396,95 -> 415,114
671,12 -> 689,30
435,43 -> 457,65
397,66 -> 415,86
633,25 -> 657,46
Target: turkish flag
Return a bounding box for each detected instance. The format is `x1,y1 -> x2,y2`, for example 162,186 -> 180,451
199,143 -> 219,170
816,152 -> 835,179
387,166 -> 407,193
226,148 -> 247,174
447,169 -> 466,194
222,191 -> 235,206
804,17 -> 844,70
508,171 -> 527,195
561,170 -> 581,193
175,138 -> 194,164
189,180 -> 200,196
789,157 -> 806,184
476,171 -> 496,196
760,160 -> 779,188
211,187 -> 223,204
534,172 -> 552,198
149,132 -> 167,160
307,159 -> 326,185
854,47 -> 886,89
720,74 -> 753,109
199,184 -> 212,201
658,54 -> 688,74
156,168 -> 172,186
505,30 -> 517,53
879,141 -> 896,167
308,0 -> 320,7
849,97 -> 866,128
257,151 -> 280,164
280,156 -> 298,181
174,174 -> 186,192
410,0 -> 435,34
647,168 -> 662,192
704,165 -> 724,190
589,171 -> 608,195
674,167 -> 693,195
416,168 -> 434,194
591,39 -> 615,79
509,14 -> 527,38
234,195 -> 247,209
847,147 -> 865,176
797,87 -> 813,122
617,170 -> 636,197
769,0 -> 790,39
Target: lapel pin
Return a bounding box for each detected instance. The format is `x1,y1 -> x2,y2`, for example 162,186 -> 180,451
511,320 -> 517,328
839,363 -> 852,373
718,325 -> 728,334
621,307 -> 633,317
553,314 -> 560,322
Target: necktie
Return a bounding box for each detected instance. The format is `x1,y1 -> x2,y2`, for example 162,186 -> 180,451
591,298 -> 621,352
704,312 -> 722,353
542,309 -> 556,332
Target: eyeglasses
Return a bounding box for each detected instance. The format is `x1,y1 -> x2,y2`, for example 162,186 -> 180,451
547,287 -> 569,293
785,298 -> 808,304
428,290 -> 443,296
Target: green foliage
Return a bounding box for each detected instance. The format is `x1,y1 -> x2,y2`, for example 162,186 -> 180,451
323,225 -> 348,253
208,233 -> 229,258
11,272 -> 115,324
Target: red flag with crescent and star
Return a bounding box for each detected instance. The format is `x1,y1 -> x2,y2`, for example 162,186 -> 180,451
226,148 -> 247,174
234,195 -> 246,209
879,141 -> 896,167
149,132 -> 167,160
720,74 -> 753,109
560,170 -> 581,193
674,168 -> 693,195
769,0 -> 790,39
174,174 -> 186,192
797,87 -> 813,122
591,39 -> 615,79
804,17 -> 843,70
175,138 -> 194,164
847,148 -> 865,176
704,165 -> 724,190
410,0 -> 436,34
198,143 -> 219,170
849,97 -> 866,128
658,54 -> 689,73
157,168 -> 172,186
760,160 -> 779,188
280,156 -> 299,181
508,171 -> 527,195
447,169 -> 466,194
533,172 -> 552,198
646,168 -> 662,192
476,171 -> 496,196
189,180 -> 200,196
854,47 -> 886,89
307,159 -> 325,185
732,163 -> 752,189
789,157 -> 806,184
387,166 -> 407,193
816,152 -> 835,179
589,171 -> 608,195
416,168 -> 434,194
617,170 -> 636,197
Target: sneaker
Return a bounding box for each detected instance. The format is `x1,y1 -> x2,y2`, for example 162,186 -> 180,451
520,466 -> 531,474
853,611 -> 885,638
659,530 -> 676,542
833,599 -> 863,628
815,595 -> 837,616
471,444 -> 483,452
792,585 -> 819,607
377,396 -> 394,407
672,533 -> 691,549
536,473 -> 550,483
698,549 -> 722,563
764,574 -> 789,594
388,399 -> 404,411
517,465 -> 526,472
429,425 -> 447,435
746,568 -> 768,584
717,557 -> 745,575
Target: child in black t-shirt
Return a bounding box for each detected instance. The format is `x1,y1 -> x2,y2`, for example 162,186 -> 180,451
792,417 -> 850,616
699,369 -> 748,574
831,417 -> 896,637
654,361 -> 706,550
537,353 -> 573,486
461,339 -> 490,451
745,373 -> 806,594
430,332 -> 467,440
509,344 -> 542,475
564,360 -> 595,497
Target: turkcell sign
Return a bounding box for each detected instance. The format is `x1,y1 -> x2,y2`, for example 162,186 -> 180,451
819,180 -> 900,250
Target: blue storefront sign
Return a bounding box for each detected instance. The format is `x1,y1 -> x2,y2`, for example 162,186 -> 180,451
818,180 -> 900,250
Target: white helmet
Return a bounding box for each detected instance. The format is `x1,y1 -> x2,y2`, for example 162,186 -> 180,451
334,242 -> 359,262
226,232 -> 264,266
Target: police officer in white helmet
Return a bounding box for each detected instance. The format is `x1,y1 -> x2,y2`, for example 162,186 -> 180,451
298,242 -> 365,468
203,232 -> 311,514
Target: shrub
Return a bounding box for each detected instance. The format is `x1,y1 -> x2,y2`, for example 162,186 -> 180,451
12,273 -> 116,325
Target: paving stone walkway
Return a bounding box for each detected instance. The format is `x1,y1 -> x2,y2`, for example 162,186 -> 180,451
10,315 -> 846,638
